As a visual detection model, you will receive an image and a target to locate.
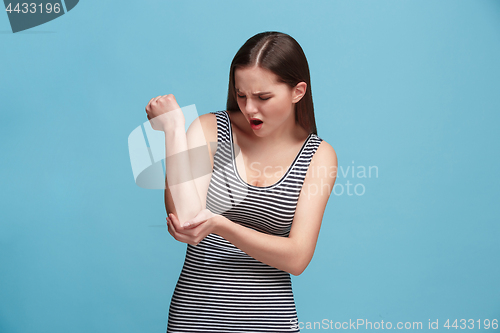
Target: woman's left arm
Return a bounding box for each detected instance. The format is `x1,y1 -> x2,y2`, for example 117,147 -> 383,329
167,141 -> 337,276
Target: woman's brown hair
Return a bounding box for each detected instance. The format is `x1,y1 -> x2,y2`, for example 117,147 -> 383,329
226,32 -> 317,135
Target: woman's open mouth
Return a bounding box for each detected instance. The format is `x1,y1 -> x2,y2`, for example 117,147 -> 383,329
250,118 -> 263,130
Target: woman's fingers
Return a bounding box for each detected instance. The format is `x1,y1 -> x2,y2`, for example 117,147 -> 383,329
167,215 -> 201,246
167,222 -> 185,244
168,213 -> 182,232
169,213 -> 197,234
182,209 -> 213,228
166,211 -> 218,246
145,98 -> 154,113
145,95 -> 164,114
183,219 -> 206,229
166,217 -> 173,235
167,216 -> 187,241
144,94 -> 184,131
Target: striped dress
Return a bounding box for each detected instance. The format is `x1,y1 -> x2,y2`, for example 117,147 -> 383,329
167,110 -> 323,332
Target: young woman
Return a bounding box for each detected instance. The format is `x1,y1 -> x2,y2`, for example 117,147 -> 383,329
145,32 -> 337,332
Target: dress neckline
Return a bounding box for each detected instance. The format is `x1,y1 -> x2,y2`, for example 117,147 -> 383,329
223,111 -> 312,189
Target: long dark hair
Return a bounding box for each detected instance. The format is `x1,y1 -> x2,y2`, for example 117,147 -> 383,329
226,32 -> 317,135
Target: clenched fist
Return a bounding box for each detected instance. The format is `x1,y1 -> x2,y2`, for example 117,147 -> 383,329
145,94 -> 185,131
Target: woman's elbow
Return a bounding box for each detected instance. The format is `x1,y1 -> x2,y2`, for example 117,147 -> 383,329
289,267 -> 305,276
287,257 -> 311,276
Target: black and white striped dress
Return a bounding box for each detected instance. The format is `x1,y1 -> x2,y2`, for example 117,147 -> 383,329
167,110 -> 323,332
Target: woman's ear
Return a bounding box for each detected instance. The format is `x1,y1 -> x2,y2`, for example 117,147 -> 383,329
292,82 -> 307,103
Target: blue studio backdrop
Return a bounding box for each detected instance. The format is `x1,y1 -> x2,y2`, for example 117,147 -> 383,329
1,1 -> 499,332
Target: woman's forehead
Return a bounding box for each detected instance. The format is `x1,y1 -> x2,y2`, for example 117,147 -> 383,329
234,66 -> 283,91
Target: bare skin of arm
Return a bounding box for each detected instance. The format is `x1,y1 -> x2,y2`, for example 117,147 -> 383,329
167,140 -> 338,276
145,95 -> 216,225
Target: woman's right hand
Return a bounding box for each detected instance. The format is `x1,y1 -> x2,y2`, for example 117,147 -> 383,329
166,210 -> 218,246
145,94 -> 185,131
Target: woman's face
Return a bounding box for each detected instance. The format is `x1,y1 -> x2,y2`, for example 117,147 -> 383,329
234,66 -> 305,138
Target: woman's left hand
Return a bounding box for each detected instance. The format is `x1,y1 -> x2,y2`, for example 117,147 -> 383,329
166,209 -> 219,246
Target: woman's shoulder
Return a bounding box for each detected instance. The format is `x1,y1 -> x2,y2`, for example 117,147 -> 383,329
193,110 -> 239,141
309,136 -> 338,176
198,111 -> 218,125
200,110 -> 232,131
316,138 -> 337,164
195,112 -> 218,142
184,112 -> 220,163
206,109 -> 233,120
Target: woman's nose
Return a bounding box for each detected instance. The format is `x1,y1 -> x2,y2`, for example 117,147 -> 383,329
244,98 -> 258,113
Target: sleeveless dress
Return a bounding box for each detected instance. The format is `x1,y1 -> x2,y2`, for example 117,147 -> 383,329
167,110 -> 323,332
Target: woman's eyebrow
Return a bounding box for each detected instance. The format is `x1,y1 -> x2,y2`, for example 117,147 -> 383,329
236,88 -> 272,95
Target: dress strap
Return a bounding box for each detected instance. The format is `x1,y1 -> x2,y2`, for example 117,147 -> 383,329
285,134 -> 324,189
209,111 -> 231,144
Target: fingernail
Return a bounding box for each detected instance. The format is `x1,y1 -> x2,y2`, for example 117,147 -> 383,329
183,222 -> 191,228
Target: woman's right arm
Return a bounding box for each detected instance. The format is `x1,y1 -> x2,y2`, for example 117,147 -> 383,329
145,95 -> 216,225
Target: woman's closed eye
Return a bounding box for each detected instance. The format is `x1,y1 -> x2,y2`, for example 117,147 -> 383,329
236,94 -> 271,101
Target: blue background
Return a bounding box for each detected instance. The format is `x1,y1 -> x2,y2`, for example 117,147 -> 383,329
1,0 -> 499,332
